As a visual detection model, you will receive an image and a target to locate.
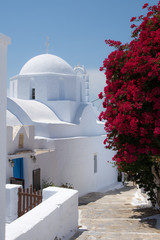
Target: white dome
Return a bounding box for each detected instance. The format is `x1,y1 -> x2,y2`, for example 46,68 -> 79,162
19,54 -> 74,75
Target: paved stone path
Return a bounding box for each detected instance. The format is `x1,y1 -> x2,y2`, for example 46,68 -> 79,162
70,183 -> 160,240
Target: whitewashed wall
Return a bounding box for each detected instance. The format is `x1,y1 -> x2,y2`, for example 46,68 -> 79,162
6,184 -> 21,223
10,73 -> 81,102
6,126 -> 117,195
0,33 -> 11,240
35,135 -> 117,196
53,135 -> 117,196
6,187 -> 78,240
6,125 -> 35,184
7,125 -> 35,155
46,100 -> 80,123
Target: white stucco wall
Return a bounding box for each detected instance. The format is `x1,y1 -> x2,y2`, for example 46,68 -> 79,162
46,100 -> 80,123
6,125 -> 35,185
34,135 -> 117,197
17,76 -> 31,100
10,72 -> 80,103
6,187 -> 78,240
0,33 -> 11,240
10,78 -> 18,98
6,184 -> 21,223
22,156 -> 39,188
7,125 -> 35,155
53,135 -> 117,196
46,106 -> 105,139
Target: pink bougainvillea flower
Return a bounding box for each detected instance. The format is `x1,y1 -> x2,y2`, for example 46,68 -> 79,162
131,24 -> 136,28
99,1 -> 160,166
98,92 -> 104,99
142,3 -> 149,9
130,17 -> 137,22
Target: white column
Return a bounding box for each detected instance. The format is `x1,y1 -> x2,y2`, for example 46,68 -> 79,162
0,33 -> 11,240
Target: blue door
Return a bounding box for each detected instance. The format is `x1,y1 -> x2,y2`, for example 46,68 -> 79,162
13,158 -> 23,179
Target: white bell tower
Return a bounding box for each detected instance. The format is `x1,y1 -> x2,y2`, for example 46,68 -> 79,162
74,64 -> 89,102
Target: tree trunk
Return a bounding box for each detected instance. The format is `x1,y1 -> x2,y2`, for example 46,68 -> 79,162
151,164 -> 160,207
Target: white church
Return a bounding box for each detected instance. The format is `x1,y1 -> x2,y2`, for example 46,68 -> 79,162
6,49 -> 117,196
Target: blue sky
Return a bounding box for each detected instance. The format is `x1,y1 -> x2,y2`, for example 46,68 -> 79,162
0,0 -> 158,99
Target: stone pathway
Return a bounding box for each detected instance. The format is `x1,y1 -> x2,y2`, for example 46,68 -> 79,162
70,183 -> 160,240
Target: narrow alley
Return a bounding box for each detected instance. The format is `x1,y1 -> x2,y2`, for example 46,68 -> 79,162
70,183 -> 160,240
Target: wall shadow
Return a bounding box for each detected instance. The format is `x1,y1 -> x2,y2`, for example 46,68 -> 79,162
131,207 -> 160,229
79,183 -> 135,206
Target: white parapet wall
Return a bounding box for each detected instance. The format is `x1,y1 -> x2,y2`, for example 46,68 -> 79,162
6,187 -> 78,240
6,184 -> 21,223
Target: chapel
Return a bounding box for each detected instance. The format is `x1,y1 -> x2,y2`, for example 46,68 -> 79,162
6,53 -> 117,196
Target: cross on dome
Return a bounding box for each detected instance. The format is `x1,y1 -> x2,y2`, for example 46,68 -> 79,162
46,36 -> 49,54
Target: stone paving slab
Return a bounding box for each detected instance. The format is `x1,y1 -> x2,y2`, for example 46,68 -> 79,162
70,183 -> 160,240
71,231 -> 160,240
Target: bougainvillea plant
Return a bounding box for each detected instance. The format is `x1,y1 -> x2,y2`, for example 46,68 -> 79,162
99,2 -> 160,205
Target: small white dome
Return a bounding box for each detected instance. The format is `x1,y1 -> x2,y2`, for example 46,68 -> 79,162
19,54 -> 74,75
